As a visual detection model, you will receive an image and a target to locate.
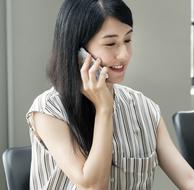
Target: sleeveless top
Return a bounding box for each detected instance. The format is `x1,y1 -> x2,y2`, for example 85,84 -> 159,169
26,84 -> 160,190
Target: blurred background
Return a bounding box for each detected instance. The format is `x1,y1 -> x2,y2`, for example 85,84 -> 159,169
0,0 -> 192,189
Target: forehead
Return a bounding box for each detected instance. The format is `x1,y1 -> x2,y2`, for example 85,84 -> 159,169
96,17 -> 132,38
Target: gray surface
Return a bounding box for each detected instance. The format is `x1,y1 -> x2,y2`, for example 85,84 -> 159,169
124,1 -> 191,189
0,0 -> 8,189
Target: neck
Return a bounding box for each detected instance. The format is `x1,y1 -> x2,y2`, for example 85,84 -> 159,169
106,83 -> 113,93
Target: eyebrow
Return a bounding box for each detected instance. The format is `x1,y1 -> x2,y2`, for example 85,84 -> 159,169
102,29 -> 133,39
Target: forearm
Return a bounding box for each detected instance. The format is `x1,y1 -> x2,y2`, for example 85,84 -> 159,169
82,108 -> 113,188
181,171 -> 194,190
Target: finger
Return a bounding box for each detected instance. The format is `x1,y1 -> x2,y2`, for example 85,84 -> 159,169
80,54 -> 92,83
97,67 -> 109,86
88,58 -> 101,83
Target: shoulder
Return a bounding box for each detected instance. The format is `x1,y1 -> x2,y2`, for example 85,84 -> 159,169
114,84 -> 147,101
26,87 -> 69,122
114,84 -> 156,102
114,84 -> 161,126
30,87 -> 61,111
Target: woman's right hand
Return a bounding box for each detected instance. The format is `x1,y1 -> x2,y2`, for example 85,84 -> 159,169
80,54 -> 113,112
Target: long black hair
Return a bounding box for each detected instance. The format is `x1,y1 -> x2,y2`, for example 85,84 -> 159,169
47,0 -> 133,157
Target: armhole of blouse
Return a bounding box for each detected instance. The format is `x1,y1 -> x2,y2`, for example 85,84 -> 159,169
27,111 -> 47,147
156,104 -> 161,128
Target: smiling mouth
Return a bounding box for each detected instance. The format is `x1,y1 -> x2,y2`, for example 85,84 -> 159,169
109,64 -> 125,72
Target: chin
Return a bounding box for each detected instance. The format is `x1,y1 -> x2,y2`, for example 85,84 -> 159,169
107,77 -> 124,84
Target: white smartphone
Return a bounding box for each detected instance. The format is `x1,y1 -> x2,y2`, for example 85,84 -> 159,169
78,47 -> 108,80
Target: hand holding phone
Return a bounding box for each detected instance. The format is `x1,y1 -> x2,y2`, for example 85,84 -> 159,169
78,48 -> 108,80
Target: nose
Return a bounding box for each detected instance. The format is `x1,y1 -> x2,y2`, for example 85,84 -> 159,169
116,45 -> 131,62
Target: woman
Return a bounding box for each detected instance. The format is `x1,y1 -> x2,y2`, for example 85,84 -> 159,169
26,0 -> 194,189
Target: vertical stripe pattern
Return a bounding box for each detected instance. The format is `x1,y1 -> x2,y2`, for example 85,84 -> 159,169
26,84 -> 160,190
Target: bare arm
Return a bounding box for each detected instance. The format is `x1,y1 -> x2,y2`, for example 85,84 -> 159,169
157,117 -> 194,190
32,55 -> 113,190
33,107 -> 112,189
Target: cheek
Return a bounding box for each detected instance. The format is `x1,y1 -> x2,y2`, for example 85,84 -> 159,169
102,55 -> 114,65
129,46 -> 132,56
96,50 -> 115,65
128,49 -> 132,60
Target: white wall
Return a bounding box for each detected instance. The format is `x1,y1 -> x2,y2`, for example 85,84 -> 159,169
0,0 -> 191,190
124,1 -> 191,189
8,0 -> 63,147
1,1 -> 63,189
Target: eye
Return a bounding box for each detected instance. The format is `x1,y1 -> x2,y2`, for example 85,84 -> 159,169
105,43 -> 116,47
125,39 -> 131,43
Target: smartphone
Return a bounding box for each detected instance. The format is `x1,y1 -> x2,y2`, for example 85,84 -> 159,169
78,47 -> 108,80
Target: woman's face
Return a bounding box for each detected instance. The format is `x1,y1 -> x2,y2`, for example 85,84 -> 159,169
86,16 -> 133,84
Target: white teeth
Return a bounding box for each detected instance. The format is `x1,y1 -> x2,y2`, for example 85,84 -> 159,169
111,65 -> 123,69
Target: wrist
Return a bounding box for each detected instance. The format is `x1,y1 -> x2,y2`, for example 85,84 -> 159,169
96,106 -> 113,116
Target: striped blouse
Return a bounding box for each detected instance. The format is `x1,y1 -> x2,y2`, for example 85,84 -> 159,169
26,84 -> 160,190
